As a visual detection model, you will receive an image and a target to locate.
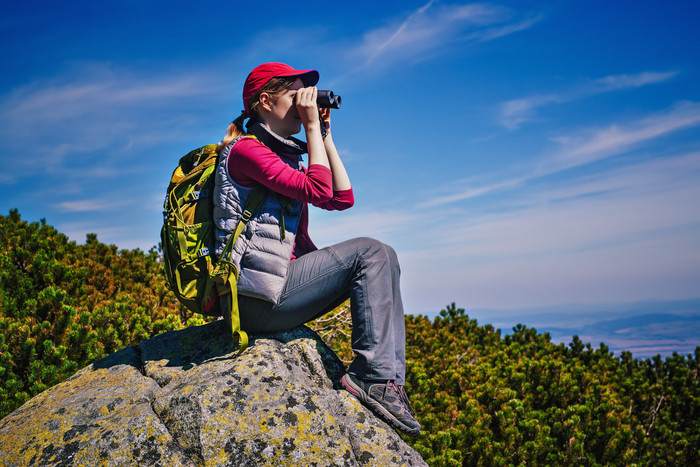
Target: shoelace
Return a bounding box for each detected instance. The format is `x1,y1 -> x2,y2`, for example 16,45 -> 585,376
382,381 -> 416,417
396,384 -> 416,417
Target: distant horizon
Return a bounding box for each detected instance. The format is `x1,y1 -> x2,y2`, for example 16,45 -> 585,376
414,297 -> 700,359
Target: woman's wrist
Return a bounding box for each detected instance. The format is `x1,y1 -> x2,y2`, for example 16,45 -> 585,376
304,120 -> 322,134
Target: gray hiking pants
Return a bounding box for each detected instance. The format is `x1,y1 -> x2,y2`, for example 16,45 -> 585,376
238,237 -> 406,384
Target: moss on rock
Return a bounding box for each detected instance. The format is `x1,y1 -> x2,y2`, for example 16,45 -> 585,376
0,322 -> 426,466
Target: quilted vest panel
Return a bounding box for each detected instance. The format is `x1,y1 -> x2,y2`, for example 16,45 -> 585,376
213,138 -> 303,303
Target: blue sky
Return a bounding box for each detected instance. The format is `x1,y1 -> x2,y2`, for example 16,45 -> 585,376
2,1 -> 699,327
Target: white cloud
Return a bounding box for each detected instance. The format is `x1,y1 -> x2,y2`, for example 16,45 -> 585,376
422,101 -> 700,210
349,2 -> 535,71
1,64 -> 221,125
329,107 -> 700,310
540,101 -> 700,173
432,156 -> 699,259
468,16 -> 540,42
0,63 -> 228,175
499,95 -> 563,130
417,177 -> 524,208
399,151 -> 700,310
499,70 -> 679,129
594,71 -> 679,91
315,151 -> 700,293
53,197 -> 135,213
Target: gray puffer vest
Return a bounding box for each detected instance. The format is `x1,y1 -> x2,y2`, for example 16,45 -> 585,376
213,137 -> 303,303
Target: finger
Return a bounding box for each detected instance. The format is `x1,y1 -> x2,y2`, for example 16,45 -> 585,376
305,86 -> 318,100
297,87 -> 316,106
295,89 -> 310,108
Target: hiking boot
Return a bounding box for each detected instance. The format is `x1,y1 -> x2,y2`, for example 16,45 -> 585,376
341,373 -> 421,437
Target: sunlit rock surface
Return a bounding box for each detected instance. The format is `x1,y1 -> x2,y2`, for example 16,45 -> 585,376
0,322 -> 426,466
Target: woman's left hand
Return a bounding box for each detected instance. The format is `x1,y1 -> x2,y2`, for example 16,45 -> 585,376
320,108 -> 331,134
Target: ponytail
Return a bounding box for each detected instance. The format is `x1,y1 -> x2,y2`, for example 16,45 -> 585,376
216,111 -> 247,154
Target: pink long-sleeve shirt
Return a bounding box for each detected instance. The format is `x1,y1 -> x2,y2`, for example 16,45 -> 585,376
227,137 -> 354,258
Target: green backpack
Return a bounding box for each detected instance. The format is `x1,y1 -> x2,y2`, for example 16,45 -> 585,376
160,141 -> 266,353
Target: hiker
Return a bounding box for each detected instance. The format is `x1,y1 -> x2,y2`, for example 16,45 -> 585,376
213,62 -> 420,437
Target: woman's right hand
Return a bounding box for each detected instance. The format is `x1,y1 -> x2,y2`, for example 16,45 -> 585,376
295,86 -> 320,130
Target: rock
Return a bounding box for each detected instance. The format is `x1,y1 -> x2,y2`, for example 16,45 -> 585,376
0,321 -> 427,466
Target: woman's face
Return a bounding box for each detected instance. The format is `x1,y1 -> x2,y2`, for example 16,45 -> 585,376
262,78 -> 304,138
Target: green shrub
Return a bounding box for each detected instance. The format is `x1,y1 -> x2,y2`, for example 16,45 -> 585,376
0,209 -> 189,417
2,210 -> 698,465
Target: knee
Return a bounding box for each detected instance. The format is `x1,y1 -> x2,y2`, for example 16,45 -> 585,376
353,237 -> 401,271
382,243 -> 401,273
382,242 -> 397,261
353,237 -> 385,256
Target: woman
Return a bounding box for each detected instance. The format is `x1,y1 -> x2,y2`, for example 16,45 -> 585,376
213,62 -> 420,437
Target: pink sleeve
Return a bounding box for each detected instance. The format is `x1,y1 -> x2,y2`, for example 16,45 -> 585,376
314,188 -> 354,211
228,138 -> 334,204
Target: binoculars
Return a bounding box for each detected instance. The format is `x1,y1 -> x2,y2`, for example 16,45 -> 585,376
317,90 -> 342,109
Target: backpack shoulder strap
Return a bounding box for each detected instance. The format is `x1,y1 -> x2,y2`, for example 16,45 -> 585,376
215,184 -> 267,354
215,140 -> 268,353
218,184 -> 267,261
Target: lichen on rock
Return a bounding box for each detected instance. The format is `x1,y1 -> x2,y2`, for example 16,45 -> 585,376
0,321 -> 426,466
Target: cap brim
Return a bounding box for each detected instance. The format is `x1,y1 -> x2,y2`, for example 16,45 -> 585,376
277,69 -> 319,87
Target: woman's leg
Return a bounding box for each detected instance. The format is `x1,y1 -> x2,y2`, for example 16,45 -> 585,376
384,243 -> 406,385
238,237 -> 406,383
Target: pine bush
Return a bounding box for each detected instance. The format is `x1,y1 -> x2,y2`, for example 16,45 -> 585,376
2,211 -> 698,465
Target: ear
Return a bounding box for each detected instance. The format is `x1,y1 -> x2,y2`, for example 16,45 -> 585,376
259,92 -> 273,112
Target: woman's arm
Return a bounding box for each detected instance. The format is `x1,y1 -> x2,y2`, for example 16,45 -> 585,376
320,107 -> 352,191
227,87 -> 352,206
313,187 -> 354,211
229,138 -> 333,204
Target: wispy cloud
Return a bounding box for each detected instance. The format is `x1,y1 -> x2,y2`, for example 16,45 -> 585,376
53,197 -> 135,213
0,62 -> 227,174
540,100 -> 700,173
320,149 -> 700,265
438,152 -> 700,257
2,64 -> 221,125
499,70 -> 679,129
417,178 -> 524,208
469,15 -> 540,42
398,150 -> 700,310
349,2 -> 537,71
423,101 -> 700,210
318,149 -> 700,312
499,95 -> 566,130
363,0 -> 439,65
594,71 -> 679,91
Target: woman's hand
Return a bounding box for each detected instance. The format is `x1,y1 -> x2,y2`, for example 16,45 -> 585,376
295,86 -> 320,129
320,107 -> 331,135
298,86 -> 328,170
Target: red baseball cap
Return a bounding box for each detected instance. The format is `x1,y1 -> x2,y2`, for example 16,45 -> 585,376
242,62 -> 319,116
